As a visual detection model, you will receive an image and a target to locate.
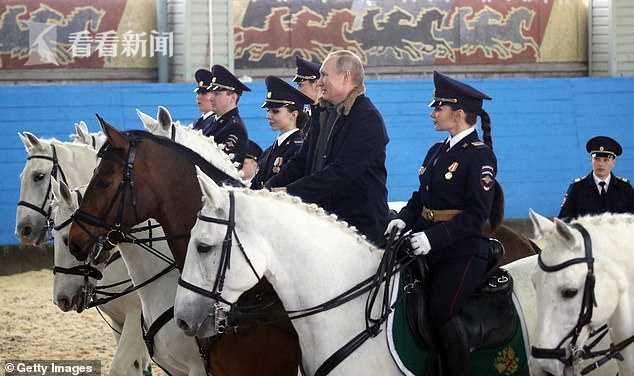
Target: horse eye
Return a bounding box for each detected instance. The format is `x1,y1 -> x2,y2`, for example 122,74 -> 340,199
561,288 -> 578,299
33,172 -> 46,182
197,244 -> 212,253
63,236 -> 69,246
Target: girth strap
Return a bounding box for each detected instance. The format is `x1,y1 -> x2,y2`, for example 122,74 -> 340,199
142,306 -> 175,358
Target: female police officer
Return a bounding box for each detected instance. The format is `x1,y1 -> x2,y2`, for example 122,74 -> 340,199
386,71 -> 503,376
250,76 -> 314,189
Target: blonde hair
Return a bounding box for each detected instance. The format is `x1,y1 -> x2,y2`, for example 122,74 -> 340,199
325,50 -> 365,86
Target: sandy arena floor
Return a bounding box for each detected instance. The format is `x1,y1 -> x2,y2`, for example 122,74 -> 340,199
0,269 -> 117,373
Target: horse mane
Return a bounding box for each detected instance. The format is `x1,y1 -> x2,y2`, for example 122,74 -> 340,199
122,130 -> 244,187
571,212 -> 634,228
227,187 -> 380,252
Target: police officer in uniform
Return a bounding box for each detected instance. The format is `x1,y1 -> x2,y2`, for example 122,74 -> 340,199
241,140 -> 263,182
192,68 -> 215,132
386,71 -> 503,376
293,56 -> 321,104
558,136 -> 634,220
251,76 -> 313,189
204,64 -> 251,168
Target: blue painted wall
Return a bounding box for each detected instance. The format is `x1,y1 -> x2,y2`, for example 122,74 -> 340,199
2,77 -> 633,244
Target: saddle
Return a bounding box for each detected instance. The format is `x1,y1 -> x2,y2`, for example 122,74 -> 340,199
403,239 -> 516,353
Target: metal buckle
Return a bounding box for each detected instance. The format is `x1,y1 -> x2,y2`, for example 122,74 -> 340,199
422,207 -> 434,222
212,302 -> 228,334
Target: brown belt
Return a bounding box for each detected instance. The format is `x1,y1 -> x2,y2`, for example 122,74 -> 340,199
421,206 -> 463,222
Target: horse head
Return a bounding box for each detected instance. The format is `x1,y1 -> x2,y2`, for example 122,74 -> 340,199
71,121 -> 107,150
50,177 -> 108,312
175,168 -> 264,338
528,210 -> 625,376
68,116 -> 159,262
16,132 -> 57,245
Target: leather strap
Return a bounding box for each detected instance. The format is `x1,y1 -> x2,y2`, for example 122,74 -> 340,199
421,206 -> 463,222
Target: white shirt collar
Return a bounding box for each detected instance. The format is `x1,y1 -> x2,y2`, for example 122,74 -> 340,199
447,127 -> 475,150
202,111 -> 215,120
592,173 -> 611,192
277,128 -> 299,146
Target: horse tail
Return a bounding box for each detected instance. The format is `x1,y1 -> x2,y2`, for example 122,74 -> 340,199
490,181 -> 504,231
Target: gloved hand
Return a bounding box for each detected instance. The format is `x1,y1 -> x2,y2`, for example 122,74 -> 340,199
410,232 -> 431,255
385,219 -> 406,237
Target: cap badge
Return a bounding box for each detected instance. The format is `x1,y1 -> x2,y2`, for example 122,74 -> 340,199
212,77 -> 217,83
418,165 -> 426,176
599,146 -> 604,151
267,91 -> 272,98
199,81 -> 204,87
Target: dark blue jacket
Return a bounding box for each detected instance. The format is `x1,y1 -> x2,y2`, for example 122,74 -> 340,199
398,130 -> 496,262
197,108 -> 248,168
251,130 -> 304,189
266,88 -> 389,245
558,173 -> 634,220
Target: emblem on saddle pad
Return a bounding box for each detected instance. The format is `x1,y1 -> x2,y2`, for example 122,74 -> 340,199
445,161 -> 459,180
494,346 -> 519,375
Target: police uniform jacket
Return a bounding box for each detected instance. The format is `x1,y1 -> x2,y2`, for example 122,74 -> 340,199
398,130 -> 496,263
251,130 -> 304,189
266,87 -> 390,245
193,114 -> 215,134
204,108 -> 248,168
558,173 -> 634,220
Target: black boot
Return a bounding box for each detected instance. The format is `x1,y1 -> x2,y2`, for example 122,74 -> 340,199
436,316 -> 471,376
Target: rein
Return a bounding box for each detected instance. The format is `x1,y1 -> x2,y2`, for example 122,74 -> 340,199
176,191 -> 416,375
531,223 -> 634,375
17,145 -> 69,235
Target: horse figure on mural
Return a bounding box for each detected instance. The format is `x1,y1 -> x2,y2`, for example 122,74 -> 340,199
49,179 -> 150,376
529,211 -> 634,376
67,116 -> 301,375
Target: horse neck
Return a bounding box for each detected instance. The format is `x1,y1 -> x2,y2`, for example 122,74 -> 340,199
116,224 -> 179,318
176,127 -> 243,182
52,141 -> 98,188
234,192 -> 387,371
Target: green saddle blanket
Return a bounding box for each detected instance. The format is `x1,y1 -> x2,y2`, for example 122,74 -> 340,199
387,273 -> 530,375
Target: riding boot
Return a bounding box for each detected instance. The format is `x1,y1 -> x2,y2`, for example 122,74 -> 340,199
436,316 -> 471,376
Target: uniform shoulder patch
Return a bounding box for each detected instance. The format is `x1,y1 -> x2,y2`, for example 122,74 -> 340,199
617,176 -> 629,183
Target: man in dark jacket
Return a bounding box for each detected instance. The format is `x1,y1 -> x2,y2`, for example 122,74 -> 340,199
559,136 -> 634,220
266,50 -> 389,245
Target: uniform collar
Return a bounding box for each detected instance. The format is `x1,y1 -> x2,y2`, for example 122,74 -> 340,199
277,128 -> 299,146
592,172 -> 611,191
215,107 -> 238,124
202,111 -> 215,120
447,126 -> 476,150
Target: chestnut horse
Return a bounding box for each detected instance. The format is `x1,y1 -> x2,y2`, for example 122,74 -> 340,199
68,118 -> 300,375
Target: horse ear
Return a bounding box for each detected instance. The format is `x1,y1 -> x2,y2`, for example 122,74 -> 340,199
50,176 -> 71,207
18,132 -> 33,152
195,166 -> 223,207
157,106 -> 172,132
97,114 -> 127,149
136,109 -> 158,132
529,209 -> 554,238
22,132 -> 42,152
74,121 -> 90,144
553,218 -> 577,246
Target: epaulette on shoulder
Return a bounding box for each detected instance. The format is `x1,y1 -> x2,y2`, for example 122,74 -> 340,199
293,140 -> 303,144
617,176 -> 629,183
469,141 -> 489,149
573,176 -> 584,183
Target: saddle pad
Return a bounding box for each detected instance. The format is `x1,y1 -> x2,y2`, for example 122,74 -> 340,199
386,273 -> 530,375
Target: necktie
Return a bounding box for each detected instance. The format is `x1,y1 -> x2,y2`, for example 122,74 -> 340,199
599,181 -> 606,196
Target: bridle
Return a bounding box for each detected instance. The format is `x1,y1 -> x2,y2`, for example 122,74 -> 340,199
17,144 -> 68,233
177,190 -> 417,375
531,223 -> 634,375
72,139 -> 142,252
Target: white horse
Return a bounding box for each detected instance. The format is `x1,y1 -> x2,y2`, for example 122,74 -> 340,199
136,106 -> 245,183
175,170 -> 622,376
16,133 -> 97,245
51,178 -> 207,376
49,178 -> 149,376
70,121 -> 108,150
529,211 -> 633,376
